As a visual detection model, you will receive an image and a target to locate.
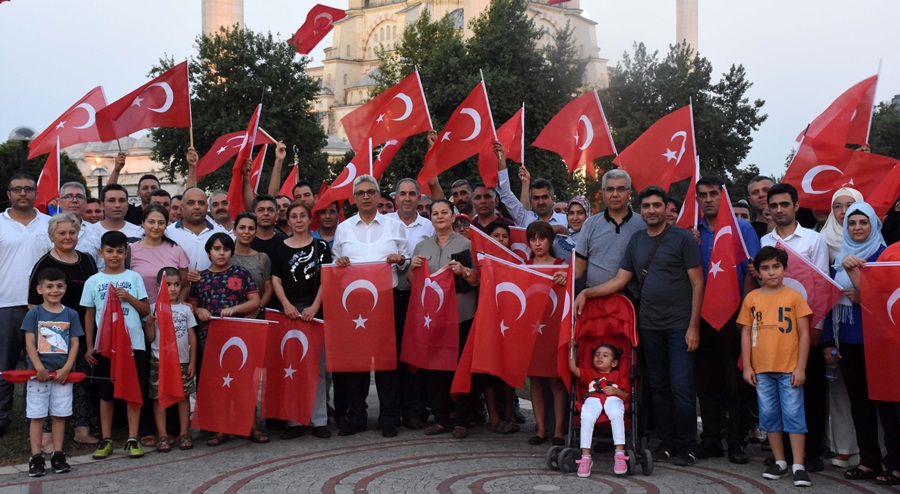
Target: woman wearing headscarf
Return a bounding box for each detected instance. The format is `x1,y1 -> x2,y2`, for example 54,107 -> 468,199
821,187 -> 864,261
823,202 -> 900,482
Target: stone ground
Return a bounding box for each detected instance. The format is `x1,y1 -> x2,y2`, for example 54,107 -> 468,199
0,386 -> 895,494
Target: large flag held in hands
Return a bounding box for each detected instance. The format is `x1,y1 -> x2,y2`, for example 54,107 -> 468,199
29,86 -> 107,159
341,71 -> 431,153
260,310 -> 324,425
783,135 -> 897,211
226,104 -> 262,219
192,317 -> 270,436
104,286 -> 143,410
321,263 -> 396,372
400,265 -> 459,371
799,75 -> 877,146
775,241 -> 842,328
477,107 -> 524,187
288,4 -> 347,55
525,264 -> 568,379
196,129 -> 275,179
701,186 -> 747,330
154,275 -> 185,410
34,138 -> 60,214
859,263 -> 900,402
96,61 -> 191,142
613,105 -> 696,192
532,91 -> 616,178
418,81 -> 496,191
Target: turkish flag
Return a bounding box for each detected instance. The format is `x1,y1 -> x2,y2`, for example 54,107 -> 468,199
556,261 -> 576,389
311,147 -> 369,215
341,71 -> 431,152
278,165 -> 299,198
196,129 -> 275,180
450,256 -> 560,393
799,75 -> 877,147
154,275 -> 185,410
509,226 -> 531,262
859,263 -> 900,401
477,107 -> 524,187
226,105 -> 262,220
105,288 -> 143,410
400,265 -> 459,371
701,186 -> 747,330
321,263 -> 397,372
249,144 -> 267,193
260,311 -> 324,424
783,135 -> 898,211
29,86 -> 107,159
35,138 -> 60,214
288,4 -> 347,55
868,162 -> 900,219
526,264 -> 568,378
192,317 -> 270,436
469,226 -> 524,265
0,370 -> 88,384
675,158 -> 700,229
95,284 -> 116,356
532,91 -> 616,178
775,241 -> 842,328
418,81 -> 496,191
613,105 -> 696,192
96,61 -> 191,142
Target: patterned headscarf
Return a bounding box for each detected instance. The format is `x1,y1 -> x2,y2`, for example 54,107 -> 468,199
822,187 -> 864,261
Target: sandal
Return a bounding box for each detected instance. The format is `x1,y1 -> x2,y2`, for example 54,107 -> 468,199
156,436 -> 171,453
424,424 -> 450,435
876,470 -> 900,486
528,435 -> 547,445
140,435 -> 157,447
844,466 -> 879,480
452,426 -> 468,439
492,420 -> 520,434
178,434 -> 193,450
206,434 -> 232,447
249,429 -> 270,444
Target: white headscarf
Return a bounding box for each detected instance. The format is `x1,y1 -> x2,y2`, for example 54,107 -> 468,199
821,187 -> 864,261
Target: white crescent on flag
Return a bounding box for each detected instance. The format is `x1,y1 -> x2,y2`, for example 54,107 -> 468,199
341,279 -> 379,312
392,93 -> 414,121
801,165 -> 844,195
146,82 -> 174,113
576,114 -> 594,151
219,336 -> 249,370
495,282 -> 526,320
459,108 -> 482,142
71,103 -> 97,129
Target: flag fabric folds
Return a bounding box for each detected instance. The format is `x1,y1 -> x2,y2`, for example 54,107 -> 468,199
278,165 -> 299,198
340,71 -> 431,153
104,287 -> 143,410
859,263 -> 900,402
799,75 -> 877,147
28,86 -> 107,159
288,4 -> 347,55
700,186 -> 746,330
613,105 -> 696,192
34,138 -> 60,214
249,144 -> 268,193
469,227 -> 524,265
477,107 -> 524,188
400,265 -> 459,372
532,91 -> 616,178
525,264 -> 568,379
508,226 -> 530,262
775,241 -> 843,329
675,158 -> 700,229
154,275 -> 185,410
196,129 -> 275,180
260,311 -> 325,425
226,105 -> 262,220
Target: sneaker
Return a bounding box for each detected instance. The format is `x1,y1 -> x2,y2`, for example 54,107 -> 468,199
763,463 -> 789,480
654,443 -> 673,462
614,451 -> 629,475
50,451 -> 70,473
575,455 -> 593,478
793,469 -> 812,487
672,452 -> 697,467
28,454 -> 45,477
92,439 -> 113,460
125,438 -> 144,458
728,443 -> 749,464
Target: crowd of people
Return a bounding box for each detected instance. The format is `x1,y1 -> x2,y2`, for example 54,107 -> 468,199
2,139 -> 899,486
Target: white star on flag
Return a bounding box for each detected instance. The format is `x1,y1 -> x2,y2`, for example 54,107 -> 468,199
217,146 -> 227,154
709,260 -> 724,278
499,320 -> 509,336
662,148 -> 678,161
353,314 -> 368,329
441,132 -> 451,142
377,114 -> 384,123
423,314 -> 432,329
131,96 -> 144,107
531,322 -> 546,335
56,121 -> 66,129
222,373 -> 234,387
284,365 -> 296,379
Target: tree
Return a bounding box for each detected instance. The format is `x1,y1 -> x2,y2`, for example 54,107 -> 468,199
150,26 -> 329,192
373,0 -> 586,198
0,142 -> 85,209
600,42 -> 767,199
869,100 -> 900,159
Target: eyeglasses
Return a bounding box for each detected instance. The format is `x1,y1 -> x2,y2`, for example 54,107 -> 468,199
353,189 -> 378,198
453,222 -> 470,231
61,194 -> 86,201
603,186 -> 629,194
9,186 -> 36,194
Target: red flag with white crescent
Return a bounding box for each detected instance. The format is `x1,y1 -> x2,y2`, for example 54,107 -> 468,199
288,4 -> 347,55
532,91 -> 616,178
700,186 -> 746,329
260,311 -> 324,424
556,260 -> 576,389
341,71 -> 431,153
613,105 -> 696,192
400,265 -> 459,371
508,226 -> 531,262
675,157 -> 700,229
154,275 -> 185,410
106,289 -> 143,411
29,86 -> 107,159
227,104 -> 262,220
866,162 -> 900,219
96,61 -> 191,142
799,75 -> 878,146
321,263 -> 396,372
249,144 -> 268,193
859,263 -> 900,402
477,107 -> 524,187
525,264 -> 568,379
311,138 -> 403,216
192,317 -> 271,436
775,240 -> 842,329
35,138 -> 60,214
278,165 -> 299,198
196,129 -> 275,180
469,226 -> 524,265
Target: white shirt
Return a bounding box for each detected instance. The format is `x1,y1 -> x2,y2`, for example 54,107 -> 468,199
332,213 -> 409,287
496,168 -> 568,227
80,220 -> 145,270
761,222 -> 829,329
0,209 -> 51,307
385,211 -> 435,253
166,219 -> 228,271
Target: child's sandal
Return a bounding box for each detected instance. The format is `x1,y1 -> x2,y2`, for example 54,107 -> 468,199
178,434 -> 193,450
156,436 -> 171,453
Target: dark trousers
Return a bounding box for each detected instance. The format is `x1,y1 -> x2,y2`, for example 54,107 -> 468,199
426,319 -> 474,428
0,306 -> 27,427
344,369 -> 399,430
804,343 -> 827,461
695,317 -> 750,446
395,290 -> 425,420
840,343 -> 900,471
641,328 -> 697,454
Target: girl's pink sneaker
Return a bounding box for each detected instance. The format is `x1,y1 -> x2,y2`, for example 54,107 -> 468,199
614,450 -> 629,475
575,455 -> 593,477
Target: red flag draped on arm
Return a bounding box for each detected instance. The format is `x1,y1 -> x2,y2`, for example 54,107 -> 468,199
321,263 -> 396,371
227,104 -> 262,219
154,275 -> 185,410
859,263 -> 900,402
35,138 -> 60,214
798,75 -> 878,146
341,71 -> 431,152
775,240 -> 843,329
28,86 -> 107,159
400,265 -> 459,371
196,129 -> 274,180
102,287 -> 143,410
96,61 -> 191,141
477,107 -> 524,187
700,186 -> 747,330
192,317 -> 270,436
613,105 -> 696,192
532,91 -> 616,178
260,311 -> 324,424
288,4 -> 347,55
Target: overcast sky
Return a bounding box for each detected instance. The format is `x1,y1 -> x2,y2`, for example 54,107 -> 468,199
1,0 -> 896,180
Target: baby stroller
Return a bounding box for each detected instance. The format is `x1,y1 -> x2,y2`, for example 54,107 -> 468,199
546,293 -> 653,476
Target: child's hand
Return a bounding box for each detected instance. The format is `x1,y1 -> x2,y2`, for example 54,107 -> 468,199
743,367 -> 756,387
567,339 -> 576,350
35,369 -> 51,382
146,313 -> 156,327
85,347 -> 98,366
221,307 -> 236,317
187,363 -> 195,379
602,385 -> 617,396
187,270 -> 201,283
792,368 -> 806,387
195,308 -> 212,322
113,286 -> 130,300
54,368 -> 69,384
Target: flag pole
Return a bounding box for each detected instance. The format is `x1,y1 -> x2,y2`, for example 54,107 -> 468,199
368,138 -> 373,176
865,60 -> 882,146
189,127 -> 194,149
187,57 -> 194,149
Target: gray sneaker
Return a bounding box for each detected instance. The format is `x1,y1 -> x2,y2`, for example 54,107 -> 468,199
793,469 -> 812,487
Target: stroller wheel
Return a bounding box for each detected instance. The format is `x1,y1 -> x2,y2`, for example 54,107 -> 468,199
545,445 -> 563,470
558,448 -> 580,474
641,449 -> 653,476
625,449 -> 637,475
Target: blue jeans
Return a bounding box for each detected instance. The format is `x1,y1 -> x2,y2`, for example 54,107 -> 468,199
757,372 -> 806,434
641,328 -> 697,454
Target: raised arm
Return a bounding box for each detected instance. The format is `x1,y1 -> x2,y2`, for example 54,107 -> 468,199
107,152 -> 126,185
425,130 -> 445,199
267,142 -> 287,197
185,147 -> 198,188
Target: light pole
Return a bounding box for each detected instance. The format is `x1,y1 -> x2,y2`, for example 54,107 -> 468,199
7,126 -> 37,173
89,165 -> 110,198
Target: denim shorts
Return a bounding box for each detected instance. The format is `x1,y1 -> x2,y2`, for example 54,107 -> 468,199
756,372 -> 806,434
26,380 -> 73,419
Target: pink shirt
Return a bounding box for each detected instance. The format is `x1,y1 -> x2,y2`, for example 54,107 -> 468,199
129,241 -> 190,304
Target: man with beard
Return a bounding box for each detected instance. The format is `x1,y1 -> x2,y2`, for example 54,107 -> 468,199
106,152 -> 160,225
449,180 -> 474,217
275,195 -> 292,234
471,184 -> 513,232
166,187 -> 228,271
495,142 -> 566,229
312,201 -> 340,247
292,181 -> 317,211
209,190 -> 234,233
0,174 -> 51,437
80,185 -> 144,269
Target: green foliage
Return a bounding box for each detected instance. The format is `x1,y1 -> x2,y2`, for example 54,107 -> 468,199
0,141 -> 85,208
870,101 -> 900,159
150,26 -> 329,192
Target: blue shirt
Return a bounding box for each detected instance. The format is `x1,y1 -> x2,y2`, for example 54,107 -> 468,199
698,217 -> 760,288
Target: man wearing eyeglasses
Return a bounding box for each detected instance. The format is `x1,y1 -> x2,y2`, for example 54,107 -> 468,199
36,182 -> 94,255
0,174 -> 52,437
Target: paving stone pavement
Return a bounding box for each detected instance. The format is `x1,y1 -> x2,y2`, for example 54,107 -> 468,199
0,387 -> 896,493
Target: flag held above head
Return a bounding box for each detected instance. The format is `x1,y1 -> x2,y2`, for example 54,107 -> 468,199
288,4 -> 347,55
226,104 -> 263,220
532,90 -> 616,178
613,105 -> 696,192
196,129 -> 275,179
34,138 -> 60,215
798,75 -> 878,147
29,86 -> 107,159
477,106 -> 524,188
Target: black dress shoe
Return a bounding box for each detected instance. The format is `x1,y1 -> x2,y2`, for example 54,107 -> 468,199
280,426 -> 306,440
312,426 -> 331,439
382,426 -> 398,438
728,443 -> 749,464
696,440 -> 724,459
338,424 -> 362,437
403,416 -> 426,430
